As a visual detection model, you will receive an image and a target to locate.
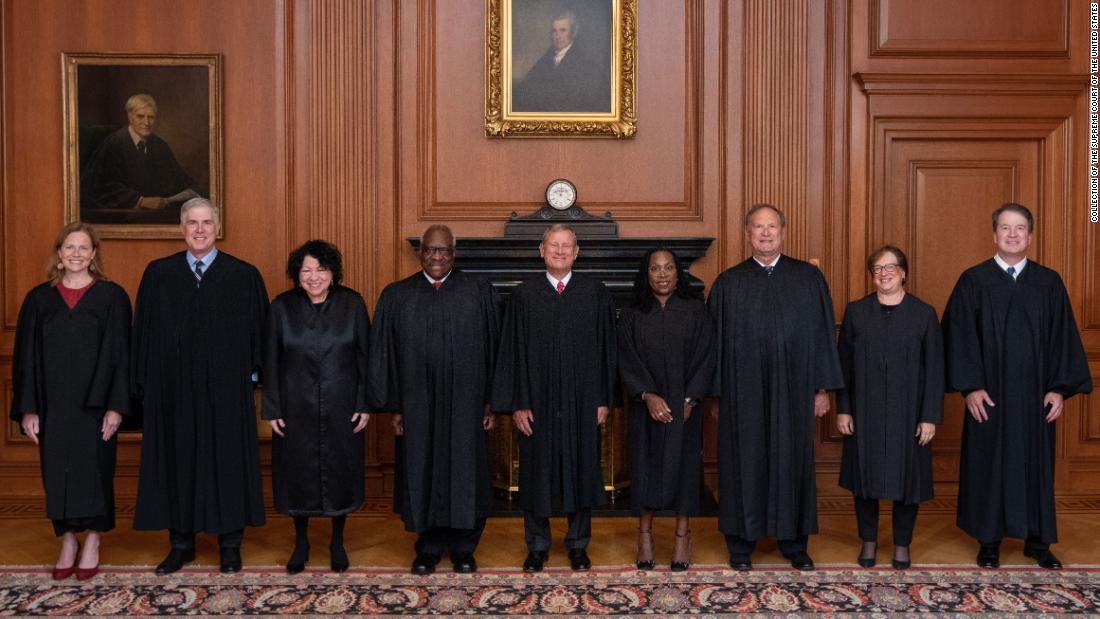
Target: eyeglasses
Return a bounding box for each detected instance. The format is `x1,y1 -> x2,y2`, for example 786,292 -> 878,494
870,263 -> 900,275
422,246 -> 454,257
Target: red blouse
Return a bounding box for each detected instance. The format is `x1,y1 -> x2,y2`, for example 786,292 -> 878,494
58,279 -> 95,310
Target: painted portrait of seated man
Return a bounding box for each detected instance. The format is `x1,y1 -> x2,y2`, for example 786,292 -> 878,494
80,93 -> 202,216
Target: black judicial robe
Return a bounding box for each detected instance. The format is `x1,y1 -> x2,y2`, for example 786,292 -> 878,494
81,128 -> 196,210
369,270 -> 500,532
618,296 -> 715,515
708,257 -> 844,541
836,293 -> 944,504
491,273 -> 619,516
132,251 -> 268,534
942,259 -> 1092,544
263,286 -> 369,517
10,280 -> 131,526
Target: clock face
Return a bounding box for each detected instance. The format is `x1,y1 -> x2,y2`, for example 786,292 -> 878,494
546,179 -> 577,211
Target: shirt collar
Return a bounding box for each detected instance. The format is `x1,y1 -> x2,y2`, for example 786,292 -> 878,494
187,248 -> 218,269
127,126 -> 145,146
423,269 -> 452,285
546,271 -> 573,289
553,43 -> 574,65
993,254 -> 1026,277
753,254 -> 781,269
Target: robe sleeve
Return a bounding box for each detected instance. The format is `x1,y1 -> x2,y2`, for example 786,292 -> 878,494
684,305 -> 717,401
86,285 -> 132,415
9,290 -> 40,421
597,284 -> 621,408
130,264 -> 156,404
920,305 -> 946,424
248,267 -> 269,384
260,298 -> 284,420
706,278 -> 726,397
1044,275 -> 1093,399
941,272 -> 984,394
835,302 -> 856,414
616,309 -> 658,399
354,293 -> 372,412
481,281 -> 503,406
367,287 -> 402,411
812,269 -> 845,391
490,287 -> 531,414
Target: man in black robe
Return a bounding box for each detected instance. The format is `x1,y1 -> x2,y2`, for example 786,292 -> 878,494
492,224 -> 619,572
512,11 -> 611,113
942,203 -> 1092,570
369,225 -> 500,575
132,198 -> 268,574
81,94 -> 201,212
708,203 -> 844,571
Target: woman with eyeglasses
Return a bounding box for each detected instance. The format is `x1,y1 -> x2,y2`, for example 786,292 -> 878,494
618,247 -> 714,571
835,245 -> 944,569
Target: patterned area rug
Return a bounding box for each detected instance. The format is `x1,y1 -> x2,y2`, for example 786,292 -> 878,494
1,564 -> 1098,616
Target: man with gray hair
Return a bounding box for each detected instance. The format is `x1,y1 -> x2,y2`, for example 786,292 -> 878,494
132,198 -> 269,574
492,224 -> 619,572
513,10 -> 611,113
81,93 -> 201,211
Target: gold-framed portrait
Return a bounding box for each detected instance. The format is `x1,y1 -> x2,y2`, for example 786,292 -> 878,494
62,53 -> 223,239
485,0 -> 637,138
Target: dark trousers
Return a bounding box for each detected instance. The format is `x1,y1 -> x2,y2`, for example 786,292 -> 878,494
52,515 -> 111,537
414,518 -> 487,557
524,508 -> 591,551
979,536 -> 1050,552
854,497 -> 919,546
725,534 -> 808,559
170,528 -> 244,550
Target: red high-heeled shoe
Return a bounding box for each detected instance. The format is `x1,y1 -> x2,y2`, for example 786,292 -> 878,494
52,542 -> 79,580
75,564 -> 98,580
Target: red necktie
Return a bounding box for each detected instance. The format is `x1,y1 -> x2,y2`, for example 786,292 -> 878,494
556,281 -> 565,295
433,281 -> 442,290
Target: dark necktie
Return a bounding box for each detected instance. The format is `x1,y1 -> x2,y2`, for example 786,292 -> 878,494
433,281 -> 442,290
1006,266 -> 1016,279
137,140 -> 148,155
194,259 -> 204,287
556,281 -> 565,295
764,265 -> 774,276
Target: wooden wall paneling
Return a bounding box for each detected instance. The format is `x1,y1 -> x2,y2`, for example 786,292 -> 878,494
852,0 -> 1086,75
870,0 -> 1068,59
855,73 -> 1088,498
0,0 -> 289,512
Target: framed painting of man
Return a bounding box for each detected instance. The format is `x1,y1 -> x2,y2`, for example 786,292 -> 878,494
62,53 -> 223,239
486,0 -> 637,138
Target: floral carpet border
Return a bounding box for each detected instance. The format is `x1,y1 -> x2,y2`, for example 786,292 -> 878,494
1,564 -> 1098,616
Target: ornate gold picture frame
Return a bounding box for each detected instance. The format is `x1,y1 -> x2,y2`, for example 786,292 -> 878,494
485,0 -> 637,138
62,53 -> 223,239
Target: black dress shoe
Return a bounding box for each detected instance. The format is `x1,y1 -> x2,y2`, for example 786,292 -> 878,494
451,552 -> 477,573
523,550 -> 548,572
219,547 -> 242,573
788,551 -> 815,571
728,556 -> 752,571
286,543 -> 310,574
1024,547 -> 1062,570
568,549 -> 591,571
155,548 -> 195,575
977,545 -> 1000,569
330,544 -> 349,573
858,542 -> 876,568
411,553 -> 439,575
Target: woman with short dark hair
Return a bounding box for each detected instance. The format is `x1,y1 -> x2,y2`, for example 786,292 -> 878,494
263,239 -> 370,573
618,247 -> 714,571
11,222 -> 131,580
836,245 -> 944,569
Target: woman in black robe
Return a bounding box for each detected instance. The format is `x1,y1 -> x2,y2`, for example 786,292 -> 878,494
10,222 -> 131,580
836,245 -> 944,570
262,240 -> 370,573
618,248 -> 714,571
